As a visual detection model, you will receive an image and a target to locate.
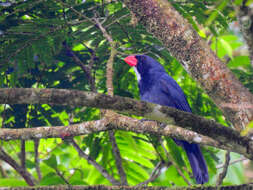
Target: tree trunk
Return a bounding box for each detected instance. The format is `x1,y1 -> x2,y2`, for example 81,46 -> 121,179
123,0 -> 253,131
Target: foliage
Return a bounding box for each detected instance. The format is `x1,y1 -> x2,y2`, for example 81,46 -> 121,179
0,0 -> 252,187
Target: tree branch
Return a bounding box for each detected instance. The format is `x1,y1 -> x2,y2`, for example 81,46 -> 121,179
0,114 -> 219,147
0,148 -> 35,186
0,109 -> 250,161
1,184 -> 253,190
216,151 -> 230,186
69,138 -> 120,185
1,88 -> 252,158
122,0 -> 253,131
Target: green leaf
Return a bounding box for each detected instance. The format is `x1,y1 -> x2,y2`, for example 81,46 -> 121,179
241,120 -> 253,136
234,0 -> 243,5
0,179 -> 27,187
26,159 -> 36,169
39,173 -> 65,185
121,146 -> 154,168
228,56 -> 250,68
166,138 -> 186,168
70,180 -> 88,185
205,0 -> 229,26
219,38 -> 233,58
165,166 -> 189,185
126,161 -> 150,183
106,2 -> 122,14
217,152 -> 245,185
89,137 -> 101,159
116,132 -> 155,168
211,35 -> 242,59
246,0 -> 253,6
44,154 -> 57,169
86,165 -> 104,185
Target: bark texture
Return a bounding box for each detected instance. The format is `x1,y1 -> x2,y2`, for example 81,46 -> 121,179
1,88 -> 253,159
0,114 -> 231,153
1,184 -> 253,190
122,0 -> 253,131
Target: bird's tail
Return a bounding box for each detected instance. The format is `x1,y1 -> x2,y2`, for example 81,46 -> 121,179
182,141 -> 209,184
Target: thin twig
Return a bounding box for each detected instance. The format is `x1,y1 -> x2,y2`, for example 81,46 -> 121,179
109,130 -> 128,185
115,21 -> 134,47
160,138 -> 191,185
55,168 -> 69,185
160,137 -> 170,161
69,138 -> 120,185
57,0 -> 94,24
216,156 -> 247,169
93,16 -> 116,95
63,44 -> 96,91
166,150 -> 191,186
34,139 -> 41,181
0,162 -> 7,178
216,151 -> 230,186
93,14 -> 128,185
5,24 -> 65,64
3,1 -> 91,65
21,140 -> 26,169
105,13 -> 130,28
149,134 -> 189,185
137,161 -> 164,186
61,5 -> 97,92
88,44 -> 99,89
0,0 -> 44,18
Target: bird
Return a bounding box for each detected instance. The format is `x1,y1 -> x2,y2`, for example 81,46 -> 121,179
124,54 -> 209,184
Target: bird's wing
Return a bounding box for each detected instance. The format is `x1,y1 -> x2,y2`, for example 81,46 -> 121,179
159,74 -> 192,113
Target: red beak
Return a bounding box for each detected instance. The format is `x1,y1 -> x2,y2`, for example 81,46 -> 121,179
124,56 -> 138,67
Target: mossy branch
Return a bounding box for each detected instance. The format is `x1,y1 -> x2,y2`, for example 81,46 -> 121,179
0,88 -> 253,159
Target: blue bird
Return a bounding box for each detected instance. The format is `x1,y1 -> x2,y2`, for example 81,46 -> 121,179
124,55 -> 209,184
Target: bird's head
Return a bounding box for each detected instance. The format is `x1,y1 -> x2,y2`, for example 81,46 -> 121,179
124,55 -> 165,81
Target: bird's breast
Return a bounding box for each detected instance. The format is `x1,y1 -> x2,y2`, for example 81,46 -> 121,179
139,81 -> 175,108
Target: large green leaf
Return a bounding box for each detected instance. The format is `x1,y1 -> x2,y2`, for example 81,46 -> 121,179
44,154 -> 58,169
0,179 -> 27,187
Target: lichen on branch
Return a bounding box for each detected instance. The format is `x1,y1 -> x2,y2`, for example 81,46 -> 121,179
1,88 -> 253,159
